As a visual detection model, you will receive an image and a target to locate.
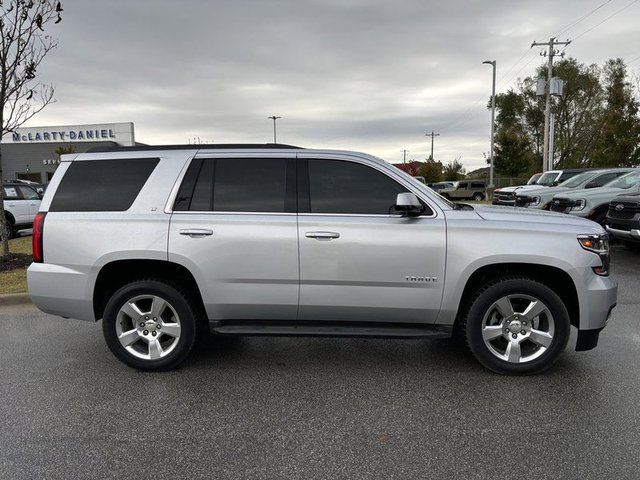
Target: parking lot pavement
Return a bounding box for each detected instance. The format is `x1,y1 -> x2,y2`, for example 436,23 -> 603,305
1,247 -> 639,479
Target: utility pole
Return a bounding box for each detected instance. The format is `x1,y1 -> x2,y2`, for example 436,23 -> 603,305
401,149 -> 409,163
483,60 -> 496,188
267,116 -> 281,143
548,113 -> 555,167
531,37 -> 570,172
425,130 -> 440,161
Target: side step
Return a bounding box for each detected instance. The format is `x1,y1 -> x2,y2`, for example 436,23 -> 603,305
210,320 -> 452,339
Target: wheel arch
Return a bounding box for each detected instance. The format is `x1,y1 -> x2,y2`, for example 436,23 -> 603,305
4,210 -> 15,225
455,262 -> 580,330
93,259 -> 206,322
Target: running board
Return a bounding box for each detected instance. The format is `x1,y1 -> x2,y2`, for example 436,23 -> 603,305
210,320 -> 452,339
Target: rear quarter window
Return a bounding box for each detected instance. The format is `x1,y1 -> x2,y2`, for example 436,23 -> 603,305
49,158 -> 159,212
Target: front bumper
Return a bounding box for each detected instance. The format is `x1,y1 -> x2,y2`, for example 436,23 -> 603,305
574,272 -> 617,350
606,225 -> 640,242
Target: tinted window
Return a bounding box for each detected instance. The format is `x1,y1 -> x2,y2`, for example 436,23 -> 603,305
457,182 -> 468,189
558,171 -> 581,182
174,158 -> 290,213
214,159 -> 287,212
593,172 -> 623,187
306,160 -> 410,215
471,182 -> 485,188
191,159 -> 215,211
17,185 -> 39,200
3,186 -> 19,200
50,158 -> 159,212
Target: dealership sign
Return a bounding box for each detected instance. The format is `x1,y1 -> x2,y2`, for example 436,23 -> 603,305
13,129 -> 116,142
2,122 -> 135,146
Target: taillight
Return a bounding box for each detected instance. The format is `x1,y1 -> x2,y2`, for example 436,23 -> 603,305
32,212 -> 46,263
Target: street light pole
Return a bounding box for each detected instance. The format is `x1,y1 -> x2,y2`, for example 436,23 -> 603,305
483,60 -> 496,188
267,116 -> 281,143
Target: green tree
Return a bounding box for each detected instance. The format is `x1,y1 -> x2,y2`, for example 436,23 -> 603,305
442,159 -> 465,181
494,126 -> 533,177
418,160 -> 442,183
590,59 -> 640,167
55,144 -> 76,158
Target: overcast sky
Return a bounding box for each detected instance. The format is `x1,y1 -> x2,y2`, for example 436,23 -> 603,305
31,0 -> 640,170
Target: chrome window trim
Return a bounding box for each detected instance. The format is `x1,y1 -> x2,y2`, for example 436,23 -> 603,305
165,151 -> 440,219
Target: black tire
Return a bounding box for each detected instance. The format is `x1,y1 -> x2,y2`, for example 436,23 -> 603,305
472,192 -> 484,202
1,218 -> 15,241
102,279 -> 202,371
461,276 -> 570,375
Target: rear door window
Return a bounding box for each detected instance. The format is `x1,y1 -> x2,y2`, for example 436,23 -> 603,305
49,158 -> 159,212
173,158 -> 294,213
17,186 -> 40,200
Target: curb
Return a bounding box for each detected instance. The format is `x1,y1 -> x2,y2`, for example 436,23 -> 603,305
0,292 -> 32,307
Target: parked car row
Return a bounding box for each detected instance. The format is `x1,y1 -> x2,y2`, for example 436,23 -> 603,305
490,167 -> 640,246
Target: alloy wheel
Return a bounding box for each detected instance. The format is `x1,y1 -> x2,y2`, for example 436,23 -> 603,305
481,294 -> 555,363
115,294 -> 182,360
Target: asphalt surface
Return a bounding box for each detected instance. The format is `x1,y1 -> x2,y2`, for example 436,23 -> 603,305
1,246 -> 640,479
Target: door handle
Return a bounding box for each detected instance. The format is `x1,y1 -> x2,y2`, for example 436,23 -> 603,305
305,231 -> 340,240
179,229 -> 213,237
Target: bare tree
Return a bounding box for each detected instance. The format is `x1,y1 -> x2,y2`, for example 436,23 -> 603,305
0,0 -> 62,258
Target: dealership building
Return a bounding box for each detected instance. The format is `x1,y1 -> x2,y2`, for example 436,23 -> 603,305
1,122 -> 136,184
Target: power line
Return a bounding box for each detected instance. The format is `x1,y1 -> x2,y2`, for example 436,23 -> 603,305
553,0 -> 614,38
571,0 -> 640,41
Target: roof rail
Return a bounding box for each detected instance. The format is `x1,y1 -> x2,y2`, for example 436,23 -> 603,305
86,143 -> 303,153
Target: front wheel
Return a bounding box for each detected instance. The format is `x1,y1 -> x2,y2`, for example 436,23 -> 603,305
462,277 -> 570,374
102,279 -> 201,371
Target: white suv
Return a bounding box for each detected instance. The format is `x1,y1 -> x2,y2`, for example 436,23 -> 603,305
27,145 -> 617,374
2,182 -> 42,239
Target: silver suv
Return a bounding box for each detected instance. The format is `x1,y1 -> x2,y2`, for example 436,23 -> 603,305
27,145 -> 617,374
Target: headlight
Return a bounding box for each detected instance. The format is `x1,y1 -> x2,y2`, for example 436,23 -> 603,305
577,233 -> 610,276
571,199 -> 587,211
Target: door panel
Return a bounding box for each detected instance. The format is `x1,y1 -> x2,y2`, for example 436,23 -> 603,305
16,186 -> 41,223
296,156 -> 446,324
298,215 -> 446,323
168,155 -> 299,321
169,213 -> 299,320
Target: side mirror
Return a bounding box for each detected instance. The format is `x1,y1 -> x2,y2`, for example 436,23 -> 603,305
395,192 -> 424,216
585,181 -> 598,189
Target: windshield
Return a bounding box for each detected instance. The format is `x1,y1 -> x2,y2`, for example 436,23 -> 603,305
536,171 -> 560,186
604,170 -> 640,189
527,173 -> 542,185
558,171 -> 598,188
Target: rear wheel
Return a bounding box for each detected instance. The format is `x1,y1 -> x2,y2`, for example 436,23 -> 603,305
472,192 -> 484,201
102,279 -> 201,371
461,277 -> 570,374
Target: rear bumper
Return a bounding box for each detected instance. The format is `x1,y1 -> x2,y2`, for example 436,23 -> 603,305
27,263 -> 94,321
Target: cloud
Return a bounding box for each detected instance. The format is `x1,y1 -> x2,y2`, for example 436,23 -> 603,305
31,0 -> 640,170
